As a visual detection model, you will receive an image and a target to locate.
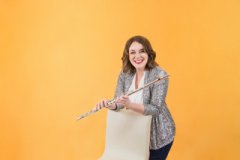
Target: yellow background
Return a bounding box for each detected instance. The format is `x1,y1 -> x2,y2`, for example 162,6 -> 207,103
1,0 -> 240,159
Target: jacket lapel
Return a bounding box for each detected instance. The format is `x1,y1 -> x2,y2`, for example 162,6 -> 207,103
125,72 -> 134,94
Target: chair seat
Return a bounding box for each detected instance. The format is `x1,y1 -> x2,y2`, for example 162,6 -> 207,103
99,109 -> 152,160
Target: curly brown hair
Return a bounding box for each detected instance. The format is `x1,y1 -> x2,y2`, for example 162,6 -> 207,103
121,35 -> 158,73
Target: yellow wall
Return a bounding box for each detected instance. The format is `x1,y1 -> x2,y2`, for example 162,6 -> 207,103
1,0 -> 240,159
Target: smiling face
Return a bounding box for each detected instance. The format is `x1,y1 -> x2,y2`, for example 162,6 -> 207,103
122,35 -> 158,73
128,41 -> 148,72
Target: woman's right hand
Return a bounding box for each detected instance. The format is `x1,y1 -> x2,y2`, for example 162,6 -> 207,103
94,99 -> 117,111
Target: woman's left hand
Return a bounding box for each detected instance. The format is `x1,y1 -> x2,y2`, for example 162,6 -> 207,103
116,95 -> 131,109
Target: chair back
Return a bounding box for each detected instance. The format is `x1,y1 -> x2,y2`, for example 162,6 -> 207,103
99,109 -> 152,160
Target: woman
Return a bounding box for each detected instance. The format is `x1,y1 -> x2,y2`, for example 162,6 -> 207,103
96,35 -> 176,160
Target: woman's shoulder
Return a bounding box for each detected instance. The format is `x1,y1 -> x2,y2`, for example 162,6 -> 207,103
119,69 -> 134,77
149,66 -> 168,77
117,70 -> 129,82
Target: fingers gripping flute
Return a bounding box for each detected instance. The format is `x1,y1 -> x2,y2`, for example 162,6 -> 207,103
76,75 -> 169,121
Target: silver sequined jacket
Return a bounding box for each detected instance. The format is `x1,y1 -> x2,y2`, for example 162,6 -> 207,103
113,66 -> 176,150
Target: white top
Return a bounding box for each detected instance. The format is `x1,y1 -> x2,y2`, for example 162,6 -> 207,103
128,72 -> 146,104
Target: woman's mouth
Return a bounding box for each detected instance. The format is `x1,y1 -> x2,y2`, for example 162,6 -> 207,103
134,59 -> 144,64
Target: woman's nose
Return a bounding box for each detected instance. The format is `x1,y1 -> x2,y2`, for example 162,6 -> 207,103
135,52 -> 141,57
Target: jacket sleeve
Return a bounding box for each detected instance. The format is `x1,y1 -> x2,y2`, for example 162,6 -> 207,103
143,71 -> 169,116
111,71 -> 125,111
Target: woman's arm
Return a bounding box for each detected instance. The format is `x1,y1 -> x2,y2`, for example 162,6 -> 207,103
143,77 -> 169,116
110,70 -> 125,111
94,71 -> 125,111
117,75 -> 169,116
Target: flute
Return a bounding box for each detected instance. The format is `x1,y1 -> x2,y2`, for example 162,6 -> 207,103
76,75 -> 169,121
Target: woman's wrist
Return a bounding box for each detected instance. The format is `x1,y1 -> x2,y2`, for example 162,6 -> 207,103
110,103 -> 118,110
125,102 -> 132,109
111,103 -> 118,110
126,103 -> 145,114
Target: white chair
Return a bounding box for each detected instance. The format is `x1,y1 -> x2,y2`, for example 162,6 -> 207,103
99,109 -> 152,160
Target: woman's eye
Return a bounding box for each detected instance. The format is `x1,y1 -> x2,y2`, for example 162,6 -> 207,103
129,52 -> 135,54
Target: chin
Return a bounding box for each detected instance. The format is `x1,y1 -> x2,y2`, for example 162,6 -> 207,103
134,66 -> 146,71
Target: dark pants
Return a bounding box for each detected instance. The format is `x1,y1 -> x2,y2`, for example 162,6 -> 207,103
149,141 -> 173,160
